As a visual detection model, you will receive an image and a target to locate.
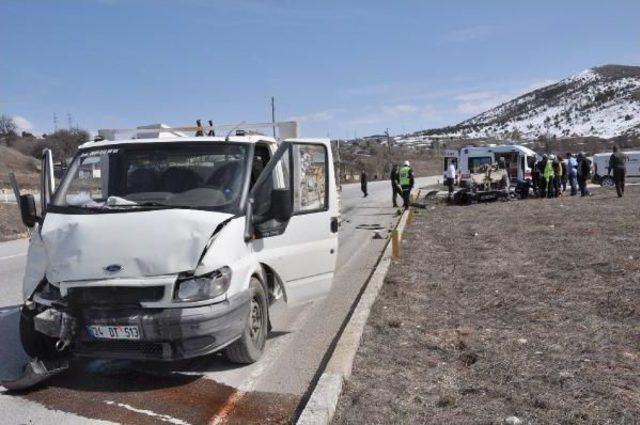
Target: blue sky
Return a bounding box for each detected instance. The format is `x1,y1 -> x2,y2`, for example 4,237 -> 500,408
2,0 -> 639,138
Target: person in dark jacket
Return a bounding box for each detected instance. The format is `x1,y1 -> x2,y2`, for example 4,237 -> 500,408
537,155 -> 548,198
390,164 -> 401,207
529,157 -> 540,196
551,155 -> 562,197
360,171 -> 368,197
577,152 -> 591,197
608,146 -> 627,198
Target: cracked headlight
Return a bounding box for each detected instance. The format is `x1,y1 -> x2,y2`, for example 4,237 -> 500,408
174,267 -> 232,302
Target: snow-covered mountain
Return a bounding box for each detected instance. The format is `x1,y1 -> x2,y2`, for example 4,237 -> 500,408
415,65 -> 640,141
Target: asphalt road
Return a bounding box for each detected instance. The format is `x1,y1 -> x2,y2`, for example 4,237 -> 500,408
0,177 -> 437,425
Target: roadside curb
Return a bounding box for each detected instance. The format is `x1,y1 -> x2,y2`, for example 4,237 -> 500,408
297,208 -> 410,425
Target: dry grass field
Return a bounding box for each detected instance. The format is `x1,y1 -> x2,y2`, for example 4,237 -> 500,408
334,187 -> 640,425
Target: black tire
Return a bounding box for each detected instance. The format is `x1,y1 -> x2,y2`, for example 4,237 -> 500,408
225,278 -> 268,364
19,306 -> 62,360
600,176 -> 615,188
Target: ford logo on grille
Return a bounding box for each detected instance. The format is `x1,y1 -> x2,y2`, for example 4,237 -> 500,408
103,264 -> 123,273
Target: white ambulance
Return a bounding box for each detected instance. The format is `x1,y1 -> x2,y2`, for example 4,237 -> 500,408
444,144 -> 539,187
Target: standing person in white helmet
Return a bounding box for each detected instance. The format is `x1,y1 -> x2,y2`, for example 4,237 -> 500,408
399,160 -> 414,209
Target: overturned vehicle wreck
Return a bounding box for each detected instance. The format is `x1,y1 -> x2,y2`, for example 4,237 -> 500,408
5,123 -> 339,389
452,162 -> 511,205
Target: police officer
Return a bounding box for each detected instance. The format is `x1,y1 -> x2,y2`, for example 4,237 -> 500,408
608,146 -> 627,198
390,164 -> 401,207
399,160 -> 414,209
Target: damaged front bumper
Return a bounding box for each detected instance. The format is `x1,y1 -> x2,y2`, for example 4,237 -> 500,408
32,290 -> 250,361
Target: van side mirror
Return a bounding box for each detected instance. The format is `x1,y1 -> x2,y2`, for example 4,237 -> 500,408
270,189 -> 293,222
19,194 -> 40,228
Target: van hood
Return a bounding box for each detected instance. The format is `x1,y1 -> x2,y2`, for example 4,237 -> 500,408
40,209 -> 234,283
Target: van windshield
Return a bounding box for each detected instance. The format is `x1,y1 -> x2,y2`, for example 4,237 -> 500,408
51,142 -> 249,213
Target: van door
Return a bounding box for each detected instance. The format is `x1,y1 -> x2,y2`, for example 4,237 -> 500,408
250,139 -> 338,304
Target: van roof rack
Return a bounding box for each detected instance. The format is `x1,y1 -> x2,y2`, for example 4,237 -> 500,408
97,121 -> 298,141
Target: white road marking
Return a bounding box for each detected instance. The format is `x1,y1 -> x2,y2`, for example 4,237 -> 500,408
104,401 -> 192,425
0,252 -> 27,261
208,303 -> 316,425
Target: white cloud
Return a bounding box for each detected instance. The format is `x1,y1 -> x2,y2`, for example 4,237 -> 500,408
454,78 -> 558,117
454,91 -> 500,102
381,104 -> 418,115
444,25 -> 497,42
523,79 -> 558,92
348,103 -> 431,126
289,110 -> 335,123
12,115 -> 34,132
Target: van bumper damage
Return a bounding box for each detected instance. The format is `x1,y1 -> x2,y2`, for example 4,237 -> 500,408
31,290 -> 250,362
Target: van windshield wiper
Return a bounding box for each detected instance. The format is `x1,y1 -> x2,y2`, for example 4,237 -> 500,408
130,201 -> 202,210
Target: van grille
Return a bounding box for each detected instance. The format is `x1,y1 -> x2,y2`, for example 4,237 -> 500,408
67,286 -> 164,306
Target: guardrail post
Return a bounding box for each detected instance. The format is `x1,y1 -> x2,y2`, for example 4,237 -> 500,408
391,229 -> 400,258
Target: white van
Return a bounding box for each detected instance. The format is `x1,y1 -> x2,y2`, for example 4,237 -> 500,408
444,144 -> 539,187
592,150 -> 640,187
12,126 -> 339,366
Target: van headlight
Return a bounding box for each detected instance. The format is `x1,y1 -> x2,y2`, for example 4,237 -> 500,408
174,267 -> 232,302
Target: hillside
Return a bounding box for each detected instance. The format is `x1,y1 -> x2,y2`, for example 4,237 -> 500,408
405,65 -> 640,142
0,145 -> 40,190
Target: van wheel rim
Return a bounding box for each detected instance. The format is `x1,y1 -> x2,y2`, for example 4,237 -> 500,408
249,297 -> 264,344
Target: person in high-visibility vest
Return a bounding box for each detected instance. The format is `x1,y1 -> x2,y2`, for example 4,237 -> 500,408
398,160 -> 414,209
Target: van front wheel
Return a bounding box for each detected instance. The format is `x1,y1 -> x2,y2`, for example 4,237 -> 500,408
225,278 -> 268,364
19,306 -> 62,360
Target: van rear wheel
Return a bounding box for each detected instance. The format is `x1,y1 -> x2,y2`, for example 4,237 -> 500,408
225,278 -> 268,364
600,176 -> 615,188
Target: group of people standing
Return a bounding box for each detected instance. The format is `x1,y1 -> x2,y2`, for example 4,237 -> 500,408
359,161 -> 415,209
531,147 -> 628,198
531,152 -> 591,198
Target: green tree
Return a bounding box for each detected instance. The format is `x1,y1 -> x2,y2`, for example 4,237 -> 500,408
43,129 -> 90,163
0,115 -> 18,145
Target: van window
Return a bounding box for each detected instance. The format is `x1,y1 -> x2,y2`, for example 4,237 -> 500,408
468,156 -> 492,173
252,147 -> 290,218
292,144 -> 328,213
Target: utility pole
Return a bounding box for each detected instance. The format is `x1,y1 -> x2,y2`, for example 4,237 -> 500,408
336,137 -> 342,190
53,113 -> 58,132
385,128 -> 392,176
271,96 -> 276,138
385,128 -> 392,153
67,113 -> 73,130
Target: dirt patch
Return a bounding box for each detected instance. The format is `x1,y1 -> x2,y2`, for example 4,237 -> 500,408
333,187 -> 640,425
0,203 -> 27,241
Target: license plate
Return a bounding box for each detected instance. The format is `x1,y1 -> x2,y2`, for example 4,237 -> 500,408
88,325 -> 141,340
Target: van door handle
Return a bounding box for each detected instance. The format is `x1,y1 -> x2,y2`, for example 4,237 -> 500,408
330,217 -> 339,233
